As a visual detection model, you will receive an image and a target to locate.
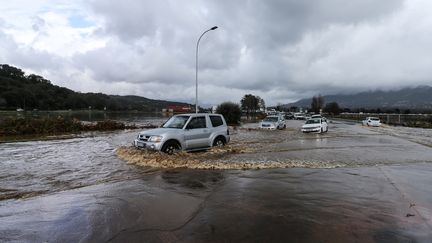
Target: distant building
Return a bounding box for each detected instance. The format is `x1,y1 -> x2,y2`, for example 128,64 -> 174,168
165,105 -> 192,113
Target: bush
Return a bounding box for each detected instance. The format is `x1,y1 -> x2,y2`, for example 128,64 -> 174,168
216,102 -> 241,125
0,117 -> 135,137
0,117 -> 83,136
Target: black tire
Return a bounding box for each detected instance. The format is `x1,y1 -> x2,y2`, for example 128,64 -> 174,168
213,137 -> 226,147
162,141 -> 180,155
325,127 -> 328,132
320,127 -> 324,133
283,124 -> 286,129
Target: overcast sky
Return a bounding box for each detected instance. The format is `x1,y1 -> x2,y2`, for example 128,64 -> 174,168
1,0 -> 432,106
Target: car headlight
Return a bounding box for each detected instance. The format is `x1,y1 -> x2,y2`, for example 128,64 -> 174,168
148,135 -> 162,143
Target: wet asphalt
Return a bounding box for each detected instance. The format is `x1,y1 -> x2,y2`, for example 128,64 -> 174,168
1,120 -> 432,242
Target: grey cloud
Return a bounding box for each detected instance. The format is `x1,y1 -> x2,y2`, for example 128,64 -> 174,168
0,30 -> 61,72
206,0 -> 404,50
72,39 -> 193,85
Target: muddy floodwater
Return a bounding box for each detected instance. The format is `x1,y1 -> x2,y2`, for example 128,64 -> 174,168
1,120 -> 432,242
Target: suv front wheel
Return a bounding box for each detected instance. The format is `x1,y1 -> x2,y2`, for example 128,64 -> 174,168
162,141 -> 181,155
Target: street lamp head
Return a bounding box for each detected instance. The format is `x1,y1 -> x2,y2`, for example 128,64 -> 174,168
210,26 -> 218,30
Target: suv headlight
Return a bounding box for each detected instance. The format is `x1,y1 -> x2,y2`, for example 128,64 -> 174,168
148,135 -> 162,143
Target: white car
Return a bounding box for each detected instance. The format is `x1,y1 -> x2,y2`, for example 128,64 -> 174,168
362,117 -> 381,127
301,118 -> 328,133
260,115 -> 286,130
294,113 -> 306,120
311,114 -> 328,123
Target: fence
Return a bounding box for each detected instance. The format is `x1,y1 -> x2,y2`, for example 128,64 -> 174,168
334,113 -> 432,128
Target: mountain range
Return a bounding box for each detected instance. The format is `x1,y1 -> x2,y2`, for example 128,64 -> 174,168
286,86 -> 432,111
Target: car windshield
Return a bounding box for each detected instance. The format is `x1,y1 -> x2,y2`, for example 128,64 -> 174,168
305,118 -> 321,124
162,115 -> 190,129
264,117 -> 278,122
370,117 -> 380,121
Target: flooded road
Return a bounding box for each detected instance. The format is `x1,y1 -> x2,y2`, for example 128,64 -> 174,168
118,120 -> 432,169
1,120 -> 432,242
0,130 -> 151,200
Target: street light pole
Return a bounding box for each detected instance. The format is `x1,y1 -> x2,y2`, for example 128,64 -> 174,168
195,26 -> 218,113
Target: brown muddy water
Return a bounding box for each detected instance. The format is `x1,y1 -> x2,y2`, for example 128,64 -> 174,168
1,120 -> 432,242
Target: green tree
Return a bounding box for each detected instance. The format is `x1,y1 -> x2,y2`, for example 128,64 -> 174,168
216,102 -> 241,125
290,106 -> 298,112
324,102 -> 341,116
311,95 -> 324,114
0,64 -> 25,79
241,94 -> 260,118
276,102 -> 283,111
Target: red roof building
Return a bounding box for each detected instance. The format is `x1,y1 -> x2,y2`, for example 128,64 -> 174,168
166,105 -> 192,113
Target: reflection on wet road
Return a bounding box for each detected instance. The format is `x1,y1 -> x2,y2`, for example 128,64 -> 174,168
1,166 -> 431,242
0,120 -> 432,242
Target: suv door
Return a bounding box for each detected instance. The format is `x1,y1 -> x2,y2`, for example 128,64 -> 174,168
184,116 -> 211,149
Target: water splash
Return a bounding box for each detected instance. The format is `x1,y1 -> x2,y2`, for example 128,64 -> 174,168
116,146 -> 345,170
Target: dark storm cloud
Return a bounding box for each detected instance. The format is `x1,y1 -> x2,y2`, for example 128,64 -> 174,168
83,0 -> 405,95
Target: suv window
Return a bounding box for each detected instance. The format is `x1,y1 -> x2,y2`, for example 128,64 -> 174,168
186,116 -> 207,129
210,115 -> 224,127
162,115 -> 190,129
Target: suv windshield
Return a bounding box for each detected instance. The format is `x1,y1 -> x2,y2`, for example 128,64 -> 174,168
264,117 -> 278,122
162,115 -> 190,129
305,118 -> 321,124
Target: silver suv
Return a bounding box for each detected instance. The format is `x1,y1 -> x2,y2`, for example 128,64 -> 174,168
133,113 -> 230,154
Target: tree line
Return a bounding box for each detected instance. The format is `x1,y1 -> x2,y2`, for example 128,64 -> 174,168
216,93 -> 345,125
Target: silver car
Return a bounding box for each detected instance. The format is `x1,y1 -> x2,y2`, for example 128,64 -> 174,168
134,113 -> 230,154
260,115 -> 286,130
